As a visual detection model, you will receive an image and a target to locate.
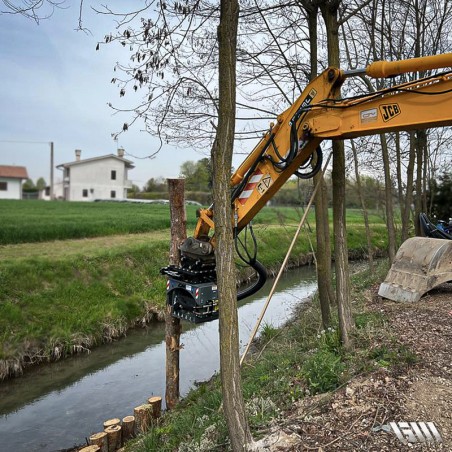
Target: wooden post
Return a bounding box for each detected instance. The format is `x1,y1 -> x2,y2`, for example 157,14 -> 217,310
79,446 -> 100,452
121,415 -> 135,442
103,418 -> 120,430
165,179 -> 187,410
147,396 -> 162,419
104,424 -> 122,451
89,432 -> 108,452
133,404 -> 152,434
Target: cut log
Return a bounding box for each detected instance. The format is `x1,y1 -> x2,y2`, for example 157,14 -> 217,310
133,404 -> 152,434
89,431 -> 108,452
147,396 -> 162,419
79,446 -> 100,452
103,418 -> 120,429
121,415 -> 135,441
105,424 -> 122,451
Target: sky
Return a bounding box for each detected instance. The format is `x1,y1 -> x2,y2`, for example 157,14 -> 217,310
0,1 -> 214,189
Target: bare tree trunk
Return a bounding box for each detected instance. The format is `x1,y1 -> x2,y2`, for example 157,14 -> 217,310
402,132 -> 416,242
379,133 -> 396,262
396,131 -> 413,243
215,1 -> 252,450
413,0 -> 427,236
165,179 -> 186,410
303,0 -> 333,328
395,132 -> 404,234
320,0 -> 354,349
422,134 -> 429,213
351,141 -> 373,271
414,130 -> 427,235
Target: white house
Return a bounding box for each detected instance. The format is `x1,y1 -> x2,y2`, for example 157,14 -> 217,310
55,149 -> 134,201
0,165 -> 29,199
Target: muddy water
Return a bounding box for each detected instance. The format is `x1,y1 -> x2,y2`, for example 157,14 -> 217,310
0,266 -> 317,451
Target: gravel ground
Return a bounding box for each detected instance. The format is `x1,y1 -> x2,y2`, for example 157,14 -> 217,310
253,283 -> 452,451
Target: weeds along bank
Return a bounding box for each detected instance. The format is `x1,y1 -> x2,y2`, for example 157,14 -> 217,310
0,202 -> 389,380
126,260 -> 418,452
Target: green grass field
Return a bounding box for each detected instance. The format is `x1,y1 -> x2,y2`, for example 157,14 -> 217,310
0,200 -> 201,244
0,200 -> 390,379
0,199 -> 386,244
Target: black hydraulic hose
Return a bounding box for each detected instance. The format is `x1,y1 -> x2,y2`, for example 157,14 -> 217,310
237,259 -> 268,301
295,146 -> 323,179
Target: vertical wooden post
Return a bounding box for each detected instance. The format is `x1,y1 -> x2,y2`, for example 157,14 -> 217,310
133,404 -> 152,434
103,418 -> 120,430
147,396 -> 162,419
165,178 -> 186,410
104,424 -> 122,450
121,416 -> 135,441
79,446 -> 100,452
89,432 -> 108,452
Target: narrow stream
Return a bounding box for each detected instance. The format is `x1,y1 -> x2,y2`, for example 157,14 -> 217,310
0,266 -> 317,452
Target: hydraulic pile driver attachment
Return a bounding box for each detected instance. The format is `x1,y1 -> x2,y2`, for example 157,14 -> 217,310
161,52 -> 452,323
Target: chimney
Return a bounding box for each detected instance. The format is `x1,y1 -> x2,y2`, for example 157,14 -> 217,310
75,149 -> 82,161
117,147 -> 125,158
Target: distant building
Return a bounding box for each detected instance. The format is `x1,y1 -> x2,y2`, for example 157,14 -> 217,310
54,149 -> 134,201
0,165 -> 29,199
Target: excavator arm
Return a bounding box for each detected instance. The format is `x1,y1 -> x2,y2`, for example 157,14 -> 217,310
162,52 -> 452,323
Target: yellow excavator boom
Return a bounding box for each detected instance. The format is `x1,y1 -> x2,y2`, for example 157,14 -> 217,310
195,53 -> 452,240
163,52 -> 452,323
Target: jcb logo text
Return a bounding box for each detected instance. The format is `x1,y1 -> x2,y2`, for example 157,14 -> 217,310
379,103 -> 401,122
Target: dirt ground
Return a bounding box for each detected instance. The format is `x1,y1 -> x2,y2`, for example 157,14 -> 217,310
253,283 -> 452,451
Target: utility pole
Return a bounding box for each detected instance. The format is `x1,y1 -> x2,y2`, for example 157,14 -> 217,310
50,141 -> 54,200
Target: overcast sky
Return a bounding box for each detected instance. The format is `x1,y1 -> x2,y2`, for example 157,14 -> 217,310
0,1 -> 215,188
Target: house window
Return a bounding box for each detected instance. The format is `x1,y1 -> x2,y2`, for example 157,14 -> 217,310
0,182 -> 7,191
45,187 -> 50,196
111,170 -> 117,180
82,189 -> 88,197
111,190 -> 116,198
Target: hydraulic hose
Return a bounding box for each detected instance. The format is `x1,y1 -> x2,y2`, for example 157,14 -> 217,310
237,259 -> 268,301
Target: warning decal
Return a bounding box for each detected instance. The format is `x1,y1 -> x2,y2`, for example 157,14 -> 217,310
237,170 -> 263,205
257,174 -> 273,195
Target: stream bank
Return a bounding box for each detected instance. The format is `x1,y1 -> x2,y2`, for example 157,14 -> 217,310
0,266 -> 318,452
119,259 -> 425,451
0,215 -> 390,381
127,260 -> 451,451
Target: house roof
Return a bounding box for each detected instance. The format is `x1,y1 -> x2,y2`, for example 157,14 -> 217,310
0,165 -> 29,179
56,154 -> 135,169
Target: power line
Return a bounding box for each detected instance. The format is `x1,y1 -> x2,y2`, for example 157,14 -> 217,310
0,140 -> 51,145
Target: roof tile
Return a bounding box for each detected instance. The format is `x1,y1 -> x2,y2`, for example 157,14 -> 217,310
0,165 -> 29,179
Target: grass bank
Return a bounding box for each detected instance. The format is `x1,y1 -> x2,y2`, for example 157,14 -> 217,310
127,260 -> 418,451
0,242 -> 168,378
0,205 -> 389,380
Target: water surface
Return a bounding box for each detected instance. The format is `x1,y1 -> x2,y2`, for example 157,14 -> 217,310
0,266 -> 317,451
